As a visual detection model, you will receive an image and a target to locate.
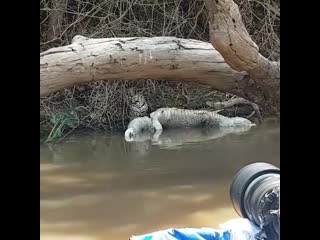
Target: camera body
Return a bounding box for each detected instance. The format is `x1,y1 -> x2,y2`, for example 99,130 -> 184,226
230,162 -> 280,240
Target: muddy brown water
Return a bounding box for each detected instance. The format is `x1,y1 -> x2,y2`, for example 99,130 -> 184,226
40,118 -> 279,240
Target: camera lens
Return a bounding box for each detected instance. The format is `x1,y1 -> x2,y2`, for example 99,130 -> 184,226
230,162 -> 280,226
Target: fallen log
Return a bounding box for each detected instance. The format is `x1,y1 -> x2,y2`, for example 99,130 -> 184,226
40,36 -> 246,97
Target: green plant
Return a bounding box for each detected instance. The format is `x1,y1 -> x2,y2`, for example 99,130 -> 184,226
46,110 -> 79,143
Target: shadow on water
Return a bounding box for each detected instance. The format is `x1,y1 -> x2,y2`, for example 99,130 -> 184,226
40,118 -> 279,240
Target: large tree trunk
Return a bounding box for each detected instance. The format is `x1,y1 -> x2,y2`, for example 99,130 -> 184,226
205,0 -> 280,114
41,36 -> 247,96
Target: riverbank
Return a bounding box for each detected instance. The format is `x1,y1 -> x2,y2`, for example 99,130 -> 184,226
40,79 -> 267,143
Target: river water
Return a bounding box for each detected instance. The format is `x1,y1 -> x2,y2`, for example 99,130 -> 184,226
40,118 -> 280,240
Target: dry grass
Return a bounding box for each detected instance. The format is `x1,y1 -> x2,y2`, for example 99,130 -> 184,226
40,0 -> 280,141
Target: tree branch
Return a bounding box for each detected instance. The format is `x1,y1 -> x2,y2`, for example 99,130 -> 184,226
207,97 -> 262,121
205,0 -> 280,113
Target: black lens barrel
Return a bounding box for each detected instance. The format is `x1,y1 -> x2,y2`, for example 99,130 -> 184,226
230,162 -> 280,222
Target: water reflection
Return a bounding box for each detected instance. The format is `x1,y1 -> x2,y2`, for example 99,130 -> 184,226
120,125 -> 256,158
40,119 -> 279,240
151,125 -> 253,149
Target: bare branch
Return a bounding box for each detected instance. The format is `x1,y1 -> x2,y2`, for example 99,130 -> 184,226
207,97 -> 262,121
